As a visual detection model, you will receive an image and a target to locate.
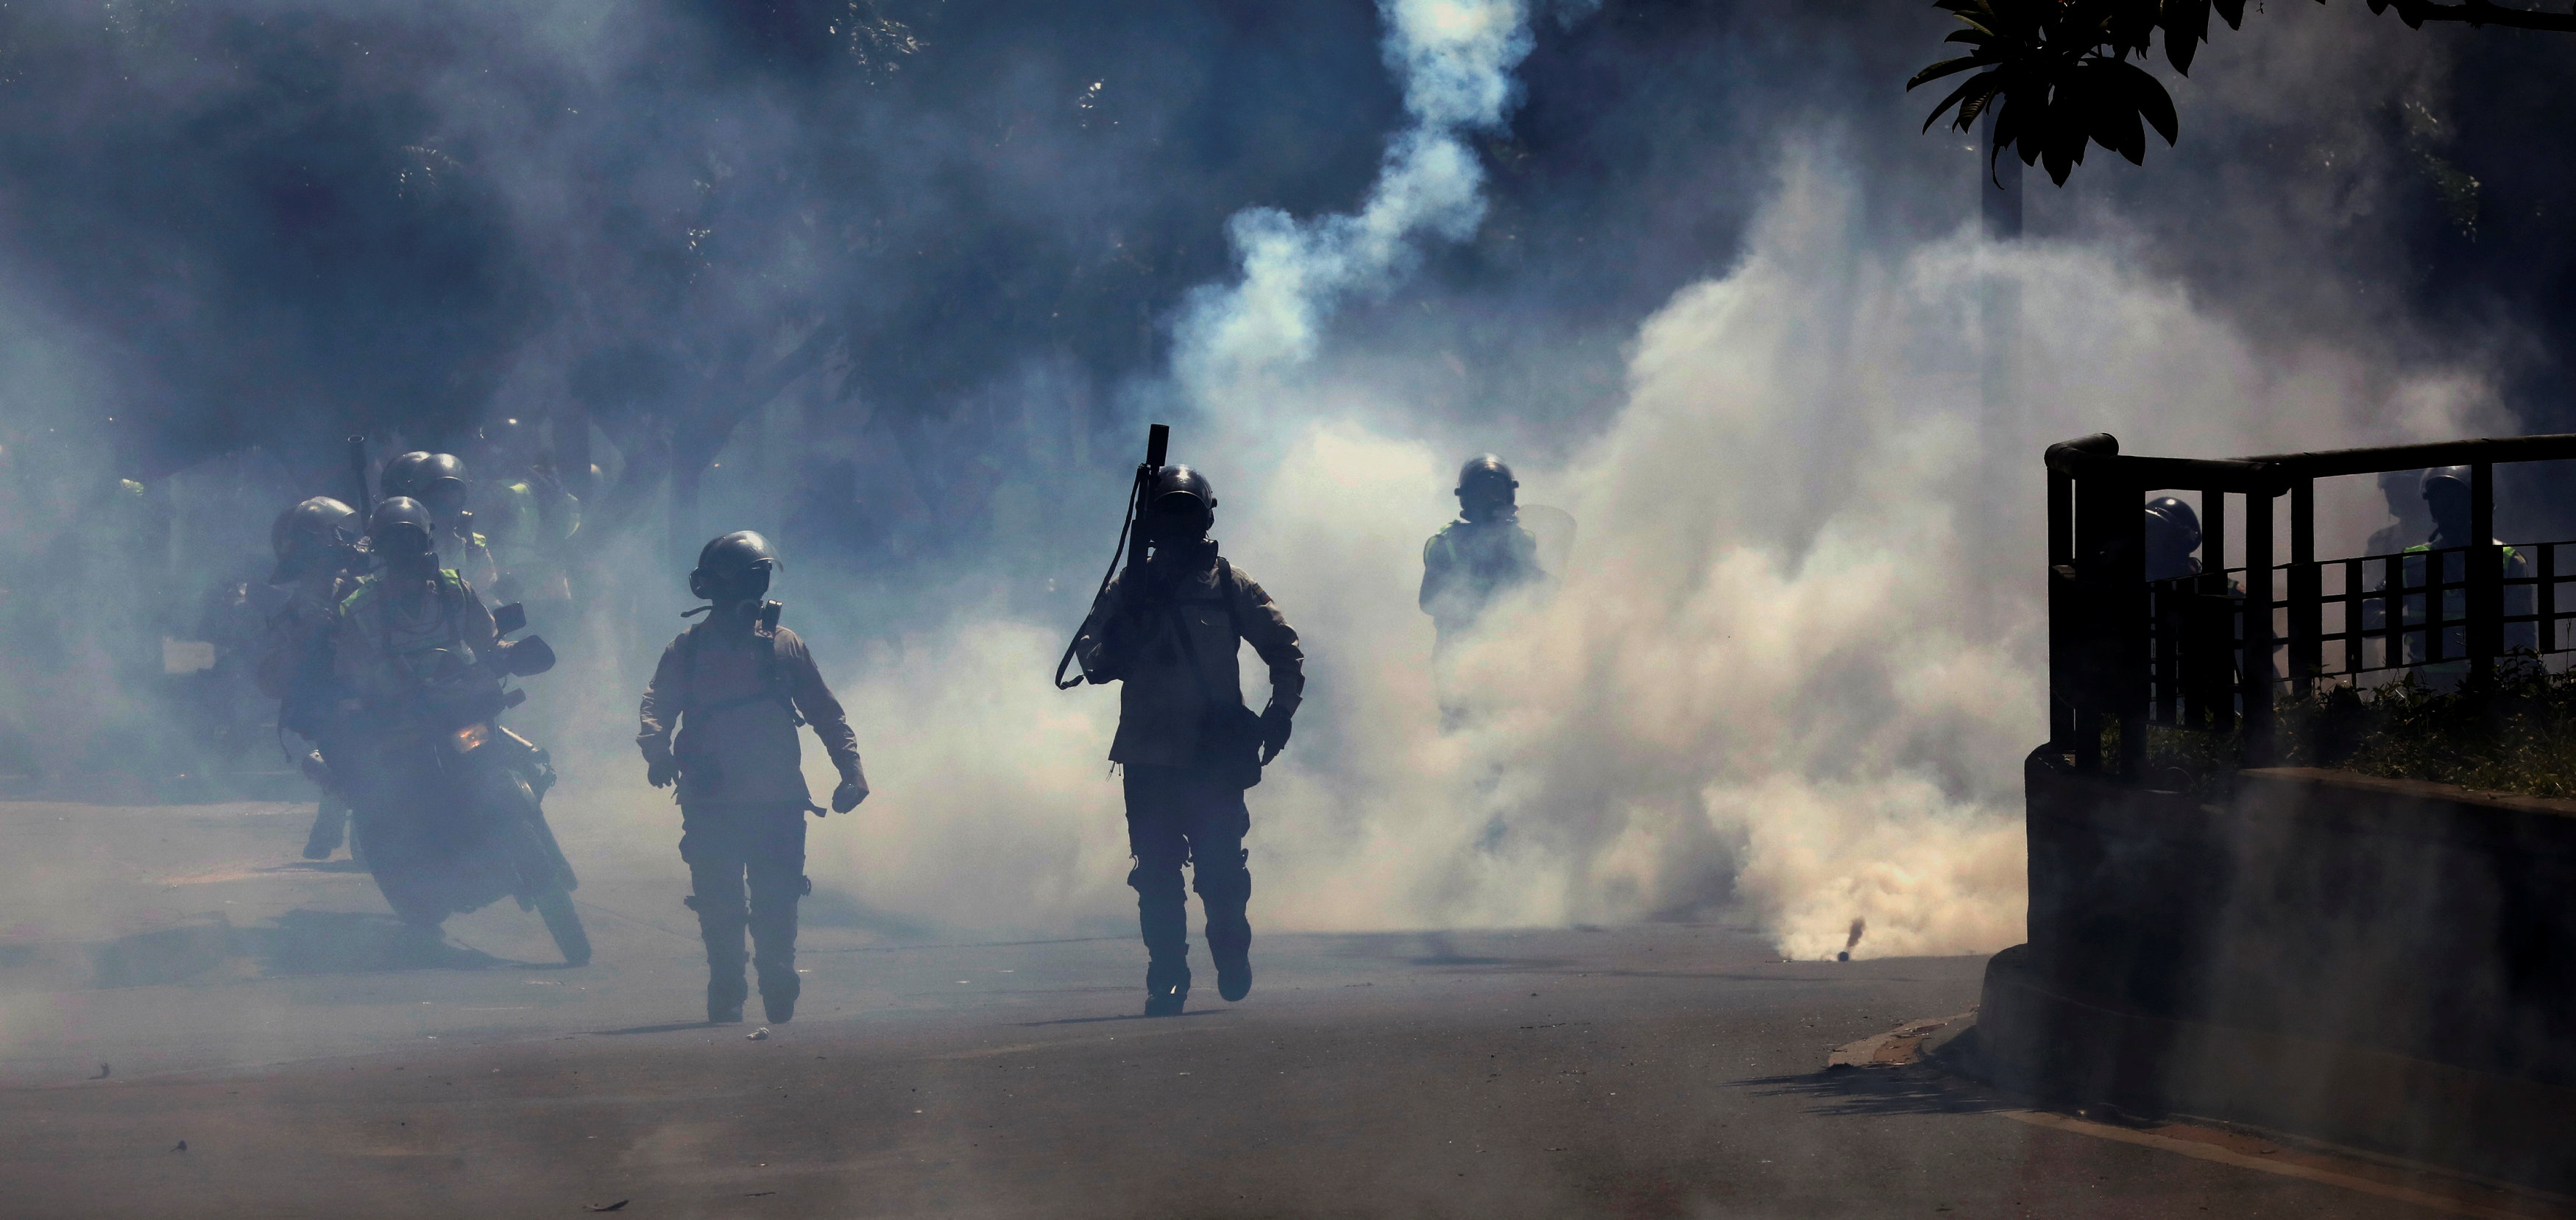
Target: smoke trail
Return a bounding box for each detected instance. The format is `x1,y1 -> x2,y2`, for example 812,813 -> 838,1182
1172,0 -> 1536,402
1170,143 -> 2495,958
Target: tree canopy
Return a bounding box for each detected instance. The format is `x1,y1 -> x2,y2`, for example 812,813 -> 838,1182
1911,0 -> 2576,185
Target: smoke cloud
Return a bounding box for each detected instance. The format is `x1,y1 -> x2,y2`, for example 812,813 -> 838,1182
0,1 -> 2553,964
807,133 -> 2499,956
1175,0 -> 1536,401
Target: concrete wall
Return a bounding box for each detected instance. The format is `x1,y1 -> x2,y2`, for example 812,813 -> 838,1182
1984,751 -> 2576,1185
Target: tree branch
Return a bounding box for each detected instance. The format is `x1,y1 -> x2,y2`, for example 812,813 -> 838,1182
2379,0 -> 2576,32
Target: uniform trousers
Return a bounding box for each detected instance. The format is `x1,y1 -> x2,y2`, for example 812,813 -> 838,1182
1122,764 -> 1252,967
679,802 -> 808,1007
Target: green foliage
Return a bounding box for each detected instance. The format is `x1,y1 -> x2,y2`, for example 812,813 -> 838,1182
2130,657 -> 2576,799
1908,0 -> 2226,186
2281,657 -> 2576,798
1912,1 -> 2576,186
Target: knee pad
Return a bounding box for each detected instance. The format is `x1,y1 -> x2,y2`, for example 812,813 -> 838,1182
682,893 -> 746,922
1192,850 -> 1251,904
1127,861 -> 1186,902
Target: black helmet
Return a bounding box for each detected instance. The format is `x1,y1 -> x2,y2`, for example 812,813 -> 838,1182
1457,455 -> 1517,497
2142,496 -> 2201,550
382,451 -> 469,512
366,497 -> 438,565
690,530 -> 781,601
1456,454 -> 1518,521
269,496 -> 360,585
2420,465 -> 2471,497
1146,465 -> 1216,535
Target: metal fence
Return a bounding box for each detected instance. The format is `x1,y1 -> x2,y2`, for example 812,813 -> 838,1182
2046,433 -> 2576,779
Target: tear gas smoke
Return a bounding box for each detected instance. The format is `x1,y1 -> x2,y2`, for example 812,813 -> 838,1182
1175,0 -> 1536,403
0,1 -> 2540,965
802,141 -> 2499,958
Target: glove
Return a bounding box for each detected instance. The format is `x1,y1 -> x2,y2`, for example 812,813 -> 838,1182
646,755 -> 679,789
1259,705 -> 1294,765
830,776 -> 868,814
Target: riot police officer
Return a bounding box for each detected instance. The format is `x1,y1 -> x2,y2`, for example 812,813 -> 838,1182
255,497 -> 366,860
467,418 -> 581,607
1420,455 -> 1543,646
2407,466 -> 2536,666
637,532 -> 868,1024
2143,496 -> 2204,583
1073,465 -> 1303,1016
381,451 -> 500,590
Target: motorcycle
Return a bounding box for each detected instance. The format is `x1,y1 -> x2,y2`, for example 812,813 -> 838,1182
342,602 -> 590,965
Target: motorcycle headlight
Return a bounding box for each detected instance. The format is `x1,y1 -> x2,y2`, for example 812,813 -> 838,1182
450,723 -> 491,755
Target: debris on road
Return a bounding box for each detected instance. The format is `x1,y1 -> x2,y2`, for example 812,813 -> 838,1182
1827,1012 -> 1973,1070
171,1141 -> 185,1152
747,1027 -> 770,1041
90,1063 -> 109,1079
583,1201 -> 628,1213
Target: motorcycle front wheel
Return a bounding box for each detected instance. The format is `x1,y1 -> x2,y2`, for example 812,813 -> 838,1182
532,884 -> 590,966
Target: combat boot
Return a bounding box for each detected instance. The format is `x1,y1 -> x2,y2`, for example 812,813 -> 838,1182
760,973 -> 799,1023
708,979 -> 746,1025
302,797 -> 347,861
1144,956 -> 1191,1017
1210,939 -> 1252,1003
1197,858 -> 1253,1003
687,891 -> 749,1023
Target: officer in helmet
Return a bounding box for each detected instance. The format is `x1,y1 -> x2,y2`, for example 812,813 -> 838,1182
328,498 -> 501,709
380,451 -> 500,590
637,532 -> 868,1025
254,497 -> 367,860
2142,496 -> 2204,583
2398,468 -> 2535,671
467,417 -> 581,606
1420,455 -> 1544,647
1073,465 -> 1304,1016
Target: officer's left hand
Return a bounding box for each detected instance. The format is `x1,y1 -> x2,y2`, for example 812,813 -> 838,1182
1259,706 -> 1293,765
830,777 -> 868,814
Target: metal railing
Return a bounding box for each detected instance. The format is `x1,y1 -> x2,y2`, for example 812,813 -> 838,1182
2045,432 -> 2576,779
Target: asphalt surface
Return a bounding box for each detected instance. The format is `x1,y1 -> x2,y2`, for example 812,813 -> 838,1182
0,797 -> 2530,1219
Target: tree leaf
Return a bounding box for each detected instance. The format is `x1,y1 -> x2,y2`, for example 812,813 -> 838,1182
1920,71 -> 1998,131
2126,63 -> 2180,144
2160,0 -> 2210,74
1908,54 -> 1989,90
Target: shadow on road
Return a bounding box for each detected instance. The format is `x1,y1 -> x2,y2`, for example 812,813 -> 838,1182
91,909 -> 512,986
244,909 -> 508,976
1734,1062 -> 2014,1118
1013,1010 -> 1232,1027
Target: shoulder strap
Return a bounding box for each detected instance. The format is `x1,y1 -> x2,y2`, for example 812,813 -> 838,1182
1217,558 -> 1243,638
762,627 -> 806,727
1166,570 -> 1243,711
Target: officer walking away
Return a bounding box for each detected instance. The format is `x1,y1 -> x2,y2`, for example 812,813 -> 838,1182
637,532 -> 868,1025
1074,466 -> 1303,1016
255,497 -> 366,860
1420,455 -> 1543,648
380,451 -> 500,590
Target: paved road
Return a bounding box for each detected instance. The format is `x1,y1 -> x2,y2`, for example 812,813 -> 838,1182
0,799 -> 2517,1218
